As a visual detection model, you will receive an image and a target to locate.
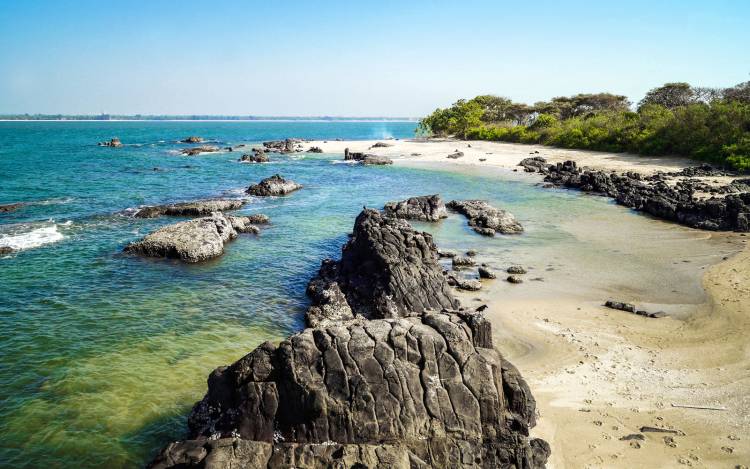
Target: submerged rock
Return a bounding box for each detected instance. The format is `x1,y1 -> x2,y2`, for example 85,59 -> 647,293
98,137 -> 122,147
246,174 -> 302,197
180,146 -> 220,156
135,199 -> 246,218
0,203 -> 24,213
448,200 -> 524,236
124,212 -> 262,263
383,194 -> 448,222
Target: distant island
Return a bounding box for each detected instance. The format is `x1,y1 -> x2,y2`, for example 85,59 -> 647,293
0,114 -> 418,122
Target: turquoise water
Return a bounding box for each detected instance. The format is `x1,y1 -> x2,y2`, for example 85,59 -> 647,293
0,121 -> 723,468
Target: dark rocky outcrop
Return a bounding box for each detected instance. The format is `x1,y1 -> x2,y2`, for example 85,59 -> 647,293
343,148 -> 393,165
447,200 -> 524,236
239,149 -> 269,163
125,212 -> 264,263
263,139 -> 303,153
307,146 -> 323,153
478,266 -> 497,279
135,199 -> 246,218
181,146 -> 220,156
181,136 -> 204,143
370,142 -> 393,148
507,275 -> 523,284
383,194 -> 448,222
306,209 -> 459,326
518,157 -> 550,173
447,151 -> 465,159
148,209 -> 548,469
98,137 -> 122,147
507,266 -> 527,275
0,203 -> 24,213
0,246 -> 13,255
246,174 -> 302,197
538,160 -> 750,232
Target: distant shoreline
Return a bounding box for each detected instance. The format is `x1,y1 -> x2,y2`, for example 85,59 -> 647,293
0,117 -> 418,122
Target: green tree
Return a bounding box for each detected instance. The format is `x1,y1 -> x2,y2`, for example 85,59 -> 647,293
638,82 -> 695,110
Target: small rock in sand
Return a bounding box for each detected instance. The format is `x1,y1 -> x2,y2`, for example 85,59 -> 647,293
507,275 -> 523,284
478,266 -> 496,279
452,256 -> 476,268
507,265 -> 527,274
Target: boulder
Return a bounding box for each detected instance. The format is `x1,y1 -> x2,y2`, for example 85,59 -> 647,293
0,246 -> 14,255
438,249 -> 457,258
135,199 -> 246,218
307,146 -> 323,153
507,275 -> 523,284
447,200 -> 524,236
181,136 -> 203,143
478,266 -> 497,279
518,157 -> 549,173
124,213 -> 262,263
383,194 -> 448,222
452,256 -> 476,268
507,265 -> 527,275
98,137 -> 122,147
246,174 -> 302,197
370,142 -> 393,148
263,138 -> 302,153
604,300 -> 636,313
343,148 -> 393,165
447,151 -> 464,159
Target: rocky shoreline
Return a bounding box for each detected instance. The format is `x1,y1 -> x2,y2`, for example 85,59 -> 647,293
519,157 -> 750,232
148,207 -> 550,468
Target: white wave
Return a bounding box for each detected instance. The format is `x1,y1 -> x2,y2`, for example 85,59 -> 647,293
331,160 -> 358,165
0,224 -> 66,251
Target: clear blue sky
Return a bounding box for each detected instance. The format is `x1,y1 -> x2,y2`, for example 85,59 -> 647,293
1,0 -> 748,116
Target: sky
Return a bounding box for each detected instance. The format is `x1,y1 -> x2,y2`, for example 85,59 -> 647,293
0,0 -> 748,116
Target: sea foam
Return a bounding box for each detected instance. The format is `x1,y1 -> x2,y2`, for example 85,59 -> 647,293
0,224 -> 66,251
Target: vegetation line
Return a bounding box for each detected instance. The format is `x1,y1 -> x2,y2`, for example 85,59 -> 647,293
418,82 -> 750,171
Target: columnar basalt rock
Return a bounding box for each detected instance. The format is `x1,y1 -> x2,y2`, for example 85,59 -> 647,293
447,200 -> 524,236
383,194 -> 448,222
149,208 -> 549,468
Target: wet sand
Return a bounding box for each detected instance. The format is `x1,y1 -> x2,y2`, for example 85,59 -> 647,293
309,138 -> 750,468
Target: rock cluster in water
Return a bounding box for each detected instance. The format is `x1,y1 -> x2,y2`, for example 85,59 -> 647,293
135,199 -> 246,218
239,148 -> 269,163
344,148 -> 393,165
447,200 -> 524,236
125,212 -> 267,263
520,158 -> 750,232
263,139 -> 305,153
181,136 -> 204,143
382,194 -> 448,222
181,146 -> 221,156
149,208 -> 549,469
246,174 -> 303,197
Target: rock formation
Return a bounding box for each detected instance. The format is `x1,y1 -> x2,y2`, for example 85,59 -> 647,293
343,148 -> 393,165
148,208 -> 549,469
181,136 -> 204,143
239,149 -> 269,163
246,174 -> 302,197
181,146 -> 221,156
135,199 -> 247,218
263,139 -> 303,153
447,200 -> 524,236
125,212 -> 265,263
98,138 -> 122,147
382,194 -> 448,222
0,202 -> 24,213
540,160 -> 750,232
307,146 -> 323,153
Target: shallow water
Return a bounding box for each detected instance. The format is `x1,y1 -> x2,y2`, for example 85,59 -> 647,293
0,122 -> 737,468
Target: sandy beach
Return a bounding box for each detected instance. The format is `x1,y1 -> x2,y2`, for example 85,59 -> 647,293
308,138 -> 750,468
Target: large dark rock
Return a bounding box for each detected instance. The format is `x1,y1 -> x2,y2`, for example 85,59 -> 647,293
383,194 -> 448,222
148,209 -> 548,469
518,157 -> 549,173
263,138 -> 302,153
447,200 -> 524,236
306,209 -> 459,325
181,136 -> 204,143
543,160 -> 750,232
135,199 -> 246,218
343,148 -> 393,165
246,174 -> 302,197
151,312 -> 547,469
125,213 -> 263,263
